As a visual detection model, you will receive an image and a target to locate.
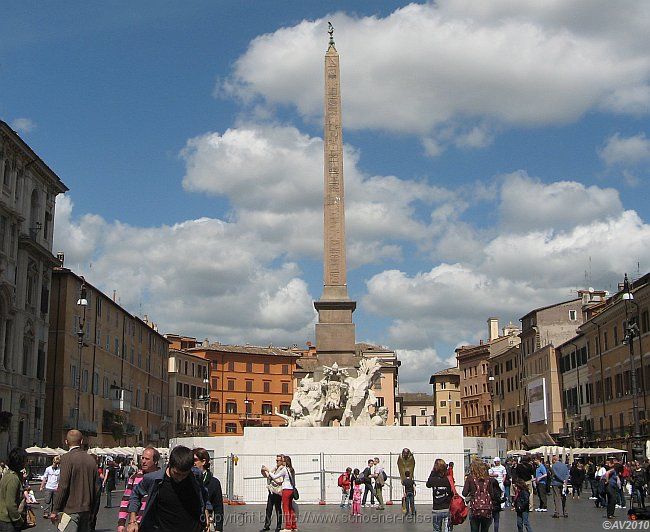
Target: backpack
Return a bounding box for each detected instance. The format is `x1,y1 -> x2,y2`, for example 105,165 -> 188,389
382,470 -> 388,482
338,474 -> 346,487
450,494 -> 468,525
470,478 -> 494,520
514,489 -> 529,513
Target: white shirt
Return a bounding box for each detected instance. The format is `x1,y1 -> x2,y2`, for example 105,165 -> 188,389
489,464 -> 507,486
42,465 -> 60,490
268,465 -> 294,490
596,466 -> 607,479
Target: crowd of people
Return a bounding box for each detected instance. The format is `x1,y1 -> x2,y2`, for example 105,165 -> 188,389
0,430 -> 224,532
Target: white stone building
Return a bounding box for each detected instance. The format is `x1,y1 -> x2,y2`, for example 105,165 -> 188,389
0,121 -> 68,450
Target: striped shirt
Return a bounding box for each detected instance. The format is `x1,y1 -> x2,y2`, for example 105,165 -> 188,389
117,471 -> 147,527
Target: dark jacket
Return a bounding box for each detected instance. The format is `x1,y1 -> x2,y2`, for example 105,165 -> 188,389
514,462 -> 534,482
201,470 -> 224,532
53,447 -> 99,514
128,468 -> 207,532
425,472 -> 452,510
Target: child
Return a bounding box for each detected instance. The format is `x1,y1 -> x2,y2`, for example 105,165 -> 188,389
402,470 -> 416,516
338,467 -> 352,508
513,478 -> 533,532
351,479 -> 363,517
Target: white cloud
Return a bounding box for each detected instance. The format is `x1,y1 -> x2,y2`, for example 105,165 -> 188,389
498,171 -> 623,231
222,2 -> 650,139
10,118 -> 36,135
395,348 -> 457,392
599,132 -> 650,166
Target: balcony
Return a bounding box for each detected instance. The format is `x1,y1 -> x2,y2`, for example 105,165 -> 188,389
111,387 -> 131,413
238,414 -> 263,424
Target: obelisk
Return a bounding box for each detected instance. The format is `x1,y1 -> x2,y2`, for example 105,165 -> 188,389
314,23 -> 357,367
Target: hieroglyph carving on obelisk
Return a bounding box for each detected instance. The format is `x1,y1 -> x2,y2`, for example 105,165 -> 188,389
322,22 -> 348,300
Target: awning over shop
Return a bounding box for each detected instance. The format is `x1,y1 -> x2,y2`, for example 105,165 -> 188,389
521,432 -> 556,449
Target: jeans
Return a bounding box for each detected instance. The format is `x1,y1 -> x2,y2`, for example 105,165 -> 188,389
536,483 -> 547,509
469,516 -> 492,532
493,510 -> 500,532
340,489 -> 349,507
105,489 -> 113,508
362,483 -> 376,505
405,492 -> 415,514
516,511 -> 533,532
504,485 -> 511,506
607,485 -> 617,517
264,492 -> 282,530
633,485 -> 646,508
43,488 -> 56,514
61,512 -> 91,532
590,478 -> 599,498
432,509 -> 449,532
618,486 -> 626,507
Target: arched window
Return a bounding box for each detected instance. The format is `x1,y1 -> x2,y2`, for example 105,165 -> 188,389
29,189 -> 40,237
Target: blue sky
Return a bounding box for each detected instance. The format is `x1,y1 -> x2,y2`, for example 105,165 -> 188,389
2,1 -> 650,390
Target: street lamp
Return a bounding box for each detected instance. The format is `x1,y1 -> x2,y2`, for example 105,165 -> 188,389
198,376 -> 210,436
75,278 -> 88,428
622,273 -> 645,461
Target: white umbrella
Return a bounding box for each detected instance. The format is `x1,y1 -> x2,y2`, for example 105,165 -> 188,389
41,447 -> 60,456
54,448 -> 68,455
89,447 -> 106,456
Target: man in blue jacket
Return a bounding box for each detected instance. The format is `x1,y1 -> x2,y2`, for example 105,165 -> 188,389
127,445 -> 207,532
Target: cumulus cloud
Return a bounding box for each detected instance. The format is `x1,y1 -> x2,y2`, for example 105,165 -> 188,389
10,118 -> 36,134
395,348 -> 457,392
221,1 -> 650,141
599,132 -> 650,166
498,171 -> 623,231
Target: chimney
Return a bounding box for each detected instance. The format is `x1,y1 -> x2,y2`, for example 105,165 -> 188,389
487,317 -> 499,342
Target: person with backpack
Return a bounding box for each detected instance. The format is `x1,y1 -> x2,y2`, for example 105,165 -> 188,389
513,478 -> 533,532
463,460 -> 502,532
372,457 -> 386,510
338,468 -> 352,508
426,459 -> 453,532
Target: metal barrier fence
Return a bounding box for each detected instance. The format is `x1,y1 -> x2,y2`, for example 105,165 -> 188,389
218,452 -> 467,504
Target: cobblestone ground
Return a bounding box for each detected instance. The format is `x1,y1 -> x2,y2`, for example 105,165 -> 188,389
29,487 -> 640,531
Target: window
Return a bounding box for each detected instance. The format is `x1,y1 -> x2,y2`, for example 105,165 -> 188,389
441,416 -> 447,424
176,382 -> 182,396
279,404 -> 290,415
225,402 -> 237,414
210,401 -> 220,413
227,380 -> 235,391
225,423 -> 237,433
92,372 -> 99,394
281,382 -> 289,394
263,381 -> 270,393
614,326 -> 618,346
262,403 -> 272,415
376,397 -> 385,407
245,401 -> 252,414
246,362 -> 253,373
246,380 -> 253,392
569,310 -> 577,321
70,365 -> 78,388
456,414 -> 461,424
282,365 -> 289,375
264,363 -> 270,373
212,377 -> 218,390
456,401 -> 460,407
440,401 -> 447,407
420,409 -> 426,416
228,361 -> 235,371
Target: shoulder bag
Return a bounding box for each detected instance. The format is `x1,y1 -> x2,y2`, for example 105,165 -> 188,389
289,472 -> 299,500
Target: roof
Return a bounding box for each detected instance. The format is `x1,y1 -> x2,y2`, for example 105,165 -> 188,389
432,366 -> 460,376
519,298 -> 581,321
398,392 -> 435,405
0,120 -> 68,193
189,343 -> 301,358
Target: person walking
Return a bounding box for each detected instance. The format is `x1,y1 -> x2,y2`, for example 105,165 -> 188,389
337,468 -> 352,509
586,460 -> 598,500
261,455 -> 284,531
361,459 -> 376,507
463,460 -> 501,532
117,447 -> 160,532
570,462 -> 585,499
604,461 -> 620,520
103,459 -> 117,508
632,461 -> 647,508
348,468 -> 359,506
426,459 -> 453,532
550,456 -> 569,518
533,457 -> 547,512
402,471 -> 416,516
50,430 -> 99,532
39,456 -> 61,519
263,454 -> 297,532
372,458 -> 386,510
127,445 -> 207,532
193,448 -> 224,532
0,448 -> 28,531
513,478 -> 532,532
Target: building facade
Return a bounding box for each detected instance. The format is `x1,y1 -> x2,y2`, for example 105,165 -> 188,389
399,393 -> 435,426
167,347 -> 210,437
188,343 -> 300,436
457,342 -> 492,437
429,367 -> 461,426
0,121 -> 68,450
45,267 -> 170,447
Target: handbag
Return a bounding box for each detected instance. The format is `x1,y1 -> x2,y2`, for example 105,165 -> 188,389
23,508 -> 36,529
289,472 -> 299,500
